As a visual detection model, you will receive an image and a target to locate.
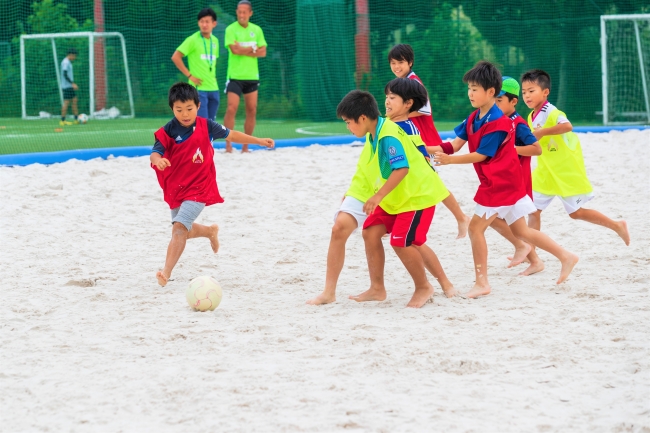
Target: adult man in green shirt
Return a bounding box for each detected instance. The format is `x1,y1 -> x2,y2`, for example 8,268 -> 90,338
171,8 -> 221,120
224,0 -> 267,153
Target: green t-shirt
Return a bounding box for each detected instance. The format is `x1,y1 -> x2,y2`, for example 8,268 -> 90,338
224,22 -> 267,80
176,31 -> 219,91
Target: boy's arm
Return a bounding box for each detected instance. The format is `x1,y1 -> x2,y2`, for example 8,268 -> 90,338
434,151 -> 487,165
533,121 -> 572,139
150,152 -> 171,170
363,168 -> 408,215
228,130 -> 274,148
517,141 -> 542,156
425,137 -> 466,156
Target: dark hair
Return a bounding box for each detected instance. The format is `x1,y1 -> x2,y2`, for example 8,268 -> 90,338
521,69 -> 551,91
384,78 -> 427,113
388,44 -> 414,66
336,90 -> 380,121
501,92 -> 518,102
197,7 -> 217,21
237,0 -> 252,9
463,60 -> 502,95
168,82 -> 200,108
67,48 -> 78,55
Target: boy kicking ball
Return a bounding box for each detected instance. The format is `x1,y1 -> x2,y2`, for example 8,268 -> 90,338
151,82 -> 274,286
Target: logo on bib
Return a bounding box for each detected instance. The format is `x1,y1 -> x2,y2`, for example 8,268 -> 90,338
192,148 -> 204,163
250,32 -> 255,37
547,138 -> 559,152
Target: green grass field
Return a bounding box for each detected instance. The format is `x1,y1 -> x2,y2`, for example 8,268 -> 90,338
0,117 -> 462,155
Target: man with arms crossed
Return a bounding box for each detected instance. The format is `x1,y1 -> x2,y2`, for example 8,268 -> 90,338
172,8 -> 221,121
224,0 -> 267,153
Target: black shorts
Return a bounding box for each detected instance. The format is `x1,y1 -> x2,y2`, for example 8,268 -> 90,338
226,79 -> 259,96
63,88 -> 76,100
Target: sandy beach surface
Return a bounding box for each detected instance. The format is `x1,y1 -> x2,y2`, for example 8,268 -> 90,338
1,129 -> 649,432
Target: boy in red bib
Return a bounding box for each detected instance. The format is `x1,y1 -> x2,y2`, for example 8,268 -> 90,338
434,61 -> 578,298
151,82 -> 274,286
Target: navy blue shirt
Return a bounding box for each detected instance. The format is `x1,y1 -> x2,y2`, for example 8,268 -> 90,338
510,113 -> 537,147
454,104 -> 507,158
152,118 -> 230,155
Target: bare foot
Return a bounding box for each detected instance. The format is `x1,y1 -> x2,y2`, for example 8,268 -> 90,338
519,259 -> 545,276
440,280 -> 458,298
156,270 -> 169,287
507,255 -> 530,264
616,220 -> 630,246
466,284 -> 491,299
456,214 -> 470,239
225,145 -> 233,154
209,224 -> 220,253
407,283 -> 435,308
306,292 -> 336,305
507,243 -> 532,268
349,287 -> 387,302
557,253 -> 579,284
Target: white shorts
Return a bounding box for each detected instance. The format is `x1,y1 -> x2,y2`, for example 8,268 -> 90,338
333,196 -> 367,230
475,195 -> 537,226
533,191 -> 595,215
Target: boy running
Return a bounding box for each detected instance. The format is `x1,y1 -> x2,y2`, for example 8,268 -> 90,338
388,44 -> 470,239
434,61 -> 578,298
521,69 -> 630,246
491,76 -> 545,276
151,83 -> 274,286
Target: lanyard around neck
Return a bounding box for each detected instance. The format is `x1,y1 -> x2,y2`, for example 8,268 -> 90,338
201,34 -> 213,72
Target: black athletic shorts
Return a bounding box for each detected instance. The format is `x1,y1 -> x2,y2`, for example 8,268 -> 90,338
226,79 -> 259,96
63,88 -> 76,100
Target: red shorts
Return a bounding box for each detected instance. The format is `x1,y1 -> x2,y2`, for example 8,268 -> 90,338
363,205 -> 436,247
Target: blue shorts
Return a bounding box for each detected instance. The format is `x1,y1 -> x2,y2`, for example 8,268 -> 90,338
171,201 -> 205,231
198,91 -> 220,121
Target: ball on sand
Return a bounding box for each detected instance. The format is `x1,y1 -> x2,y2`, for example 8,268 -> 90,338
185,276 -> 222,311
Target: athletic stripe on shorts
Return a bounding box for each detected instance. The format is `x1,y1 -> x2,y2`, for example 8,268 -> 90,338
405,210 -> 423,247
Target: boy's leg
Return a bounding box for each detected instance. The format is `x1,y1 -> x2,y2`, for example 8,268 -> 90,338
441,192 -> 470,239
467,213 -> 499,298
509,218 -> 579,284
223,87 -> 241,153
156,201 -> 208,286
307,212 -> 358,305
414,244 -> 457,297
392,245 -> 435,308
241,90 -> 258,153
187,223 -> 220,253
568,208 -> 630,246
351,224 -> 387,302
492,217 -> 545,276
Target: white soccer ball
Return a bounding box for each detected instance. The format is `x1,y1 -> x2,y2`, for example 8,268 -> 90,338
78,113 -> 89,124
185,276 -> 223,311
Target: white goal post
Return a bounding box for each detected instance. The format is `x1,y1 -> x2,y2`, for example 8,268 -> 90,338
20,31 -> 135,120
601,14 -> 650,125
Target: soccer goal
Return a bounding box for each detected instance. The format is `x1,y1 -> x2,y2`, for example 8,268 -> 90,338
20,32 -> 135,120
601,14 -> 650,125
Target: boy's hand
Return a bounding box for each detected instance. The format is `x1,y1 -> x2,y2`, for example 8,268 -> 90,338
258,138 -> 275,149
433,152 -> 451,166
363,194 -> 382,215
190,76 -> 203,86
533,126 -> 546,140
155,158 -> 171,171
72,83 -> 79,90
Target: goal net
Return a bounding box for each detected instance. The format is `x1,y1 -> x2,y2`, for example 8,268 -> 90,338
20,32 -> 134,120
601,14 -> 650,125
